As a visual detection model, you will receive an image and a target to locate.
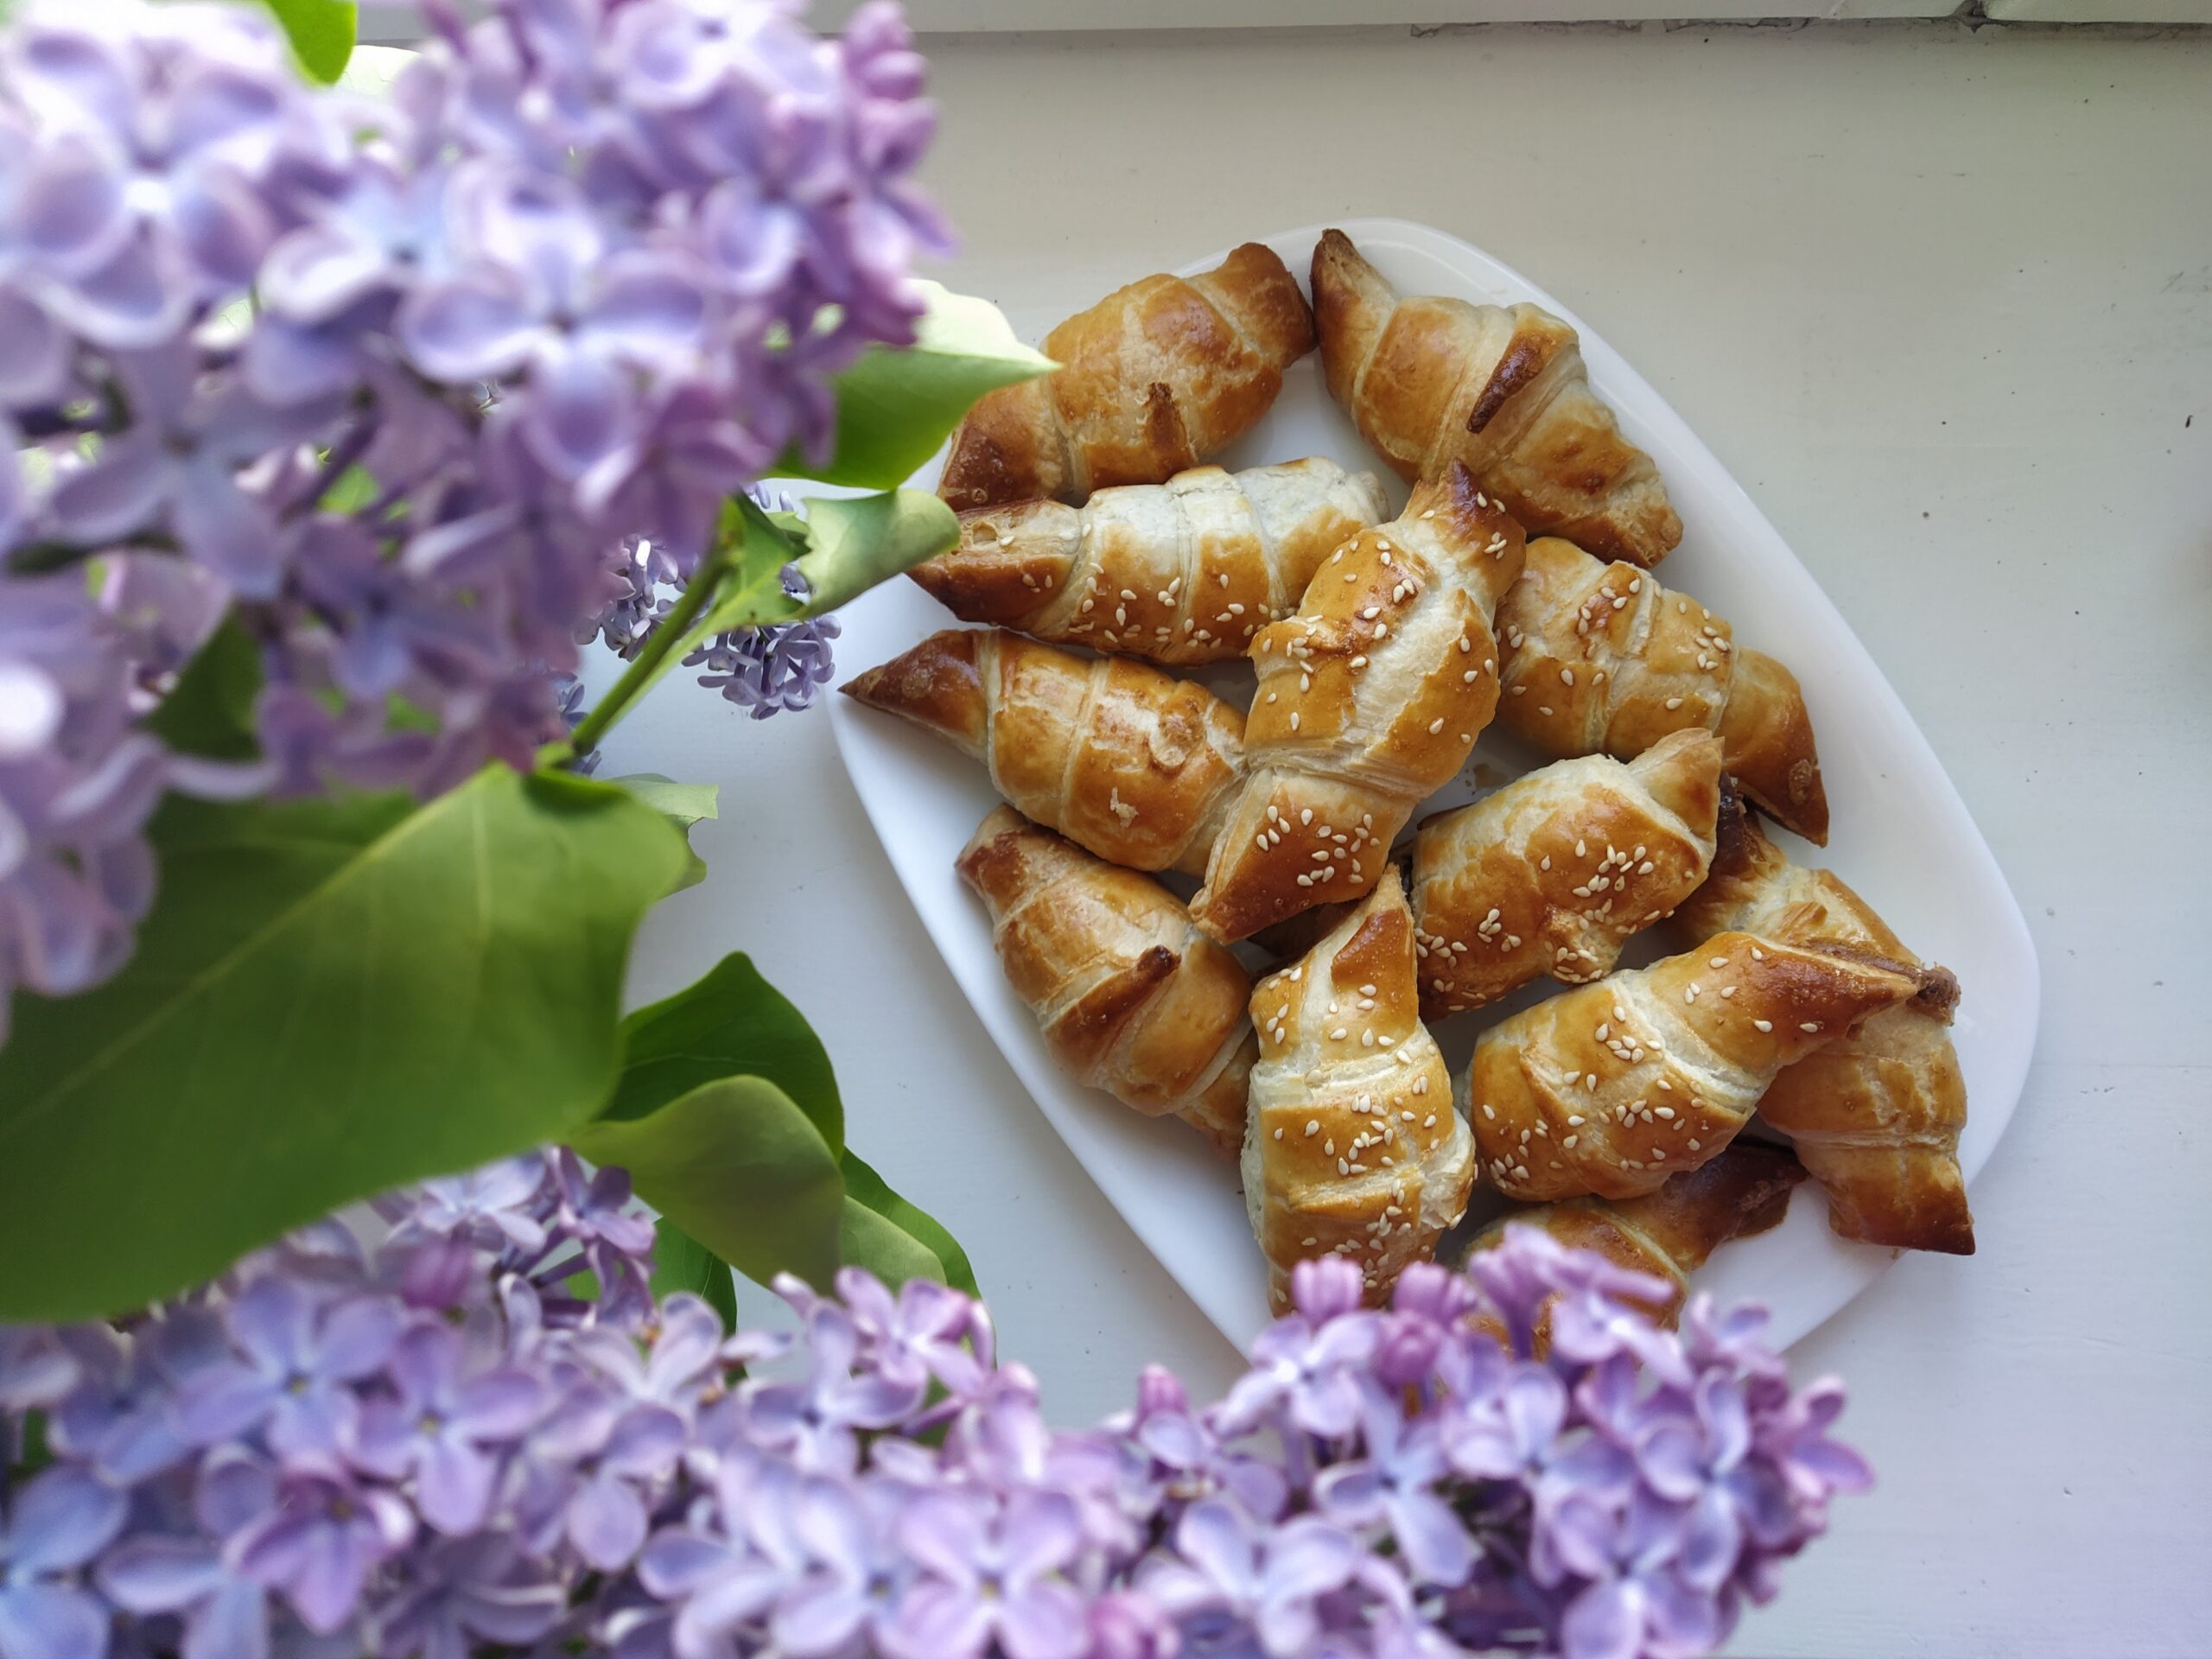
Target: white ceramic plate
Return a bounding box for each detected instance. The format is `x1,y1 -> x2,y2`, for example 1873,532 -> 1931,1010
826,218 -> 2039,1354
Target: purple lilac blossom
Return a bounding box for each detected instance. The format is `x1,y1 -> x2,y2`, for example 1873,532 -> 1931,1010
0,0 -> 944,1035
0,1190 -> 1866,1659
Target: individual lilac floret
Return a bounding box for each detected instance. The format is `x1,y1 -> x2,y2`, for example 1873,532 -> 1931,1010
0,1160 -> 1865,1659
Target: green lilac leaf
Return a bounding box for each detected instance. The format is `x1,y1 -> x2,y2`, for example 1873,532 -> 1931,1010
259,0 -> 356,83
603,773 -> 718,893
776,282 -> 1055,490
650,1218 -> 740,1330
784,490 -> 959,620
575,1077 -> 842,1292
0,767 -> 686,1320
839,1149 -> 978,1294
603,953 -> 842,1152
146,616 -> 264,761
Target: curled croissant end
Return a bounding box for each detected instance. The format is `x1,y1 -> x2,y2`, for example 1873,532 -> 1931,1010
1454,1144 -> 1808,1336
1675,786 -> 1974,1255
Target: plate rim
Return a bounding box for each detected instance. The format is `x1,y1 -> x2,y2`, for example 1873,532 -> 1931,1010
825,214 -> 2042,1353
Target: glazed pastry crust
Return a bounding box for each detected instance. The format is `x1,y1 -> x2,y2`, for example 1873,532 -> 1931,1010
1411,729 -> 1722,1017
1495,536 -> 1829,843
1191,463 -> 1525,942
844,630 -> 1245,876
1312,228 -> 1680,568
913,459 -> 1387,667
957,807 -> 1253,1156
939,243 -> 1315,509
1244,870 -> 1473,1312
1672,786 -> 1974,1254
1459,931 -> 1937,1201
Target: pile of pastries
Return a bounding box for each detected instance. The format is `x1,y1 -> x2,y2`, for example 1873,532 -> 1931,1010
843,231 -> 1974,1322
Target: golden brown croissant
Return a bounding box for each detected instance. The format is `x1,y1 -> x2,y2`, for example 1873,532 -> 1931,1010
1311,229 -> 1680,569
1673,787 -> 1973,1254
956,807 -> 1251,1158
843,630 -> 1243,877
1244,869 -> 1473,1312
1413,729 -> 1723,1019
912,459 -> 1388,667
1189,465 -> 1526,943
1496,536 -> 1830,844
1458,1145 -> 1807,1331
1458,931 -> 1938,1201
939,243 -> 1315,509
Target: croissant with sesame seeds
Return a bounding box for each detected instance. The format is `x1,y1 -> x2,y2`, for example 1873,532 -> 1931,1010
1187,464 -> 1526,944
842,629 -> 1245,876
1412,729 -> 1724,1020
1458,931 -> 1941,1202
911,459 -> 1389,668
938,242 -> 1317,511
1672,784 -> 1974,1255
1244,868 -> 1474,1313
1312,228 -> 1681,569
956,806 -> 1253,1158
1495,536 -> 1831,844
1455,1144 -> 1808,1333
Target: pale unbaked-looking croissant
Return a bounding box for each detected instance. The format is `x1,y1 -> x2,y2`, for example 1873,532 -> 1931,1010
1190,464 -> 1525,943
1312,228 -> 1681,569
1412,729 -> 1723,1019
1496,536 -> 1830,844
912,459 -> 1389,667
843,630 -> 1244,876
1459,931 -> 1940,1202
1457,1144 -> 1808,1332
1673,785 -> 1974,1255
939,243 -> 1315,509
1244,869 -> 1474,1312
957,807 -> 1252,1158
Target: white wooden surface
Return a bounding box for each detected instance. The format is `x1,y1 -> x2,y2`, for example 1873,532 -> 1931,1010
598,20 -> 2212,1659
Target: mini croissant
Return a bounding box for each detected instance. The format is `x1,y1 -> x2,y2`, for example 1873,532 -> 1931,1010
844,630 -> 1244,876
1312,229 -> 1680,569
1413,730 -> 1723,1018
1190,464 -> 1526,943
1458,1145 -> 1807,1331
939,243 -> 1315,509
1245,869 -> 1473,1311
912,459 -> 1388,667
1674,786 -> 1974,1254
1459,931 -> 1938,1202
1496,536 -> 1830,844
957,807 -> 1252,1158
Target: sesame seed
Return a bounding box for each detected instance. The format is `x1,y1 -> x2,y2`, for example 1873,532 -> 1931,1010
1306,1121 -> 1320,1136
1664,696 -> 1683,710
1290,711 -> 1300,730
1274,1127 -> 1284,1141
1427,717 -> 1445,734
1801,1021 -> 1821,1033
1330,1027 -> 1348,1040
1560,668 -> 1575,686
1753,1019 -> 1773,1033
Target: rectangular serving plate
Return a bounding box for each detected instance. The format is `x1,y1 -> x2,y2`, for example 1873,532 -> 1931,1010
826,218 -> 2039,1352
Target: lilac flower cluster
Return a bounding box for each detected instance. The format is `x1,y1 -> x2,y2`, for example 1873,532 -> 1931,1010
0,1160 -> 1866,1659
0,0 -> 942,1030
